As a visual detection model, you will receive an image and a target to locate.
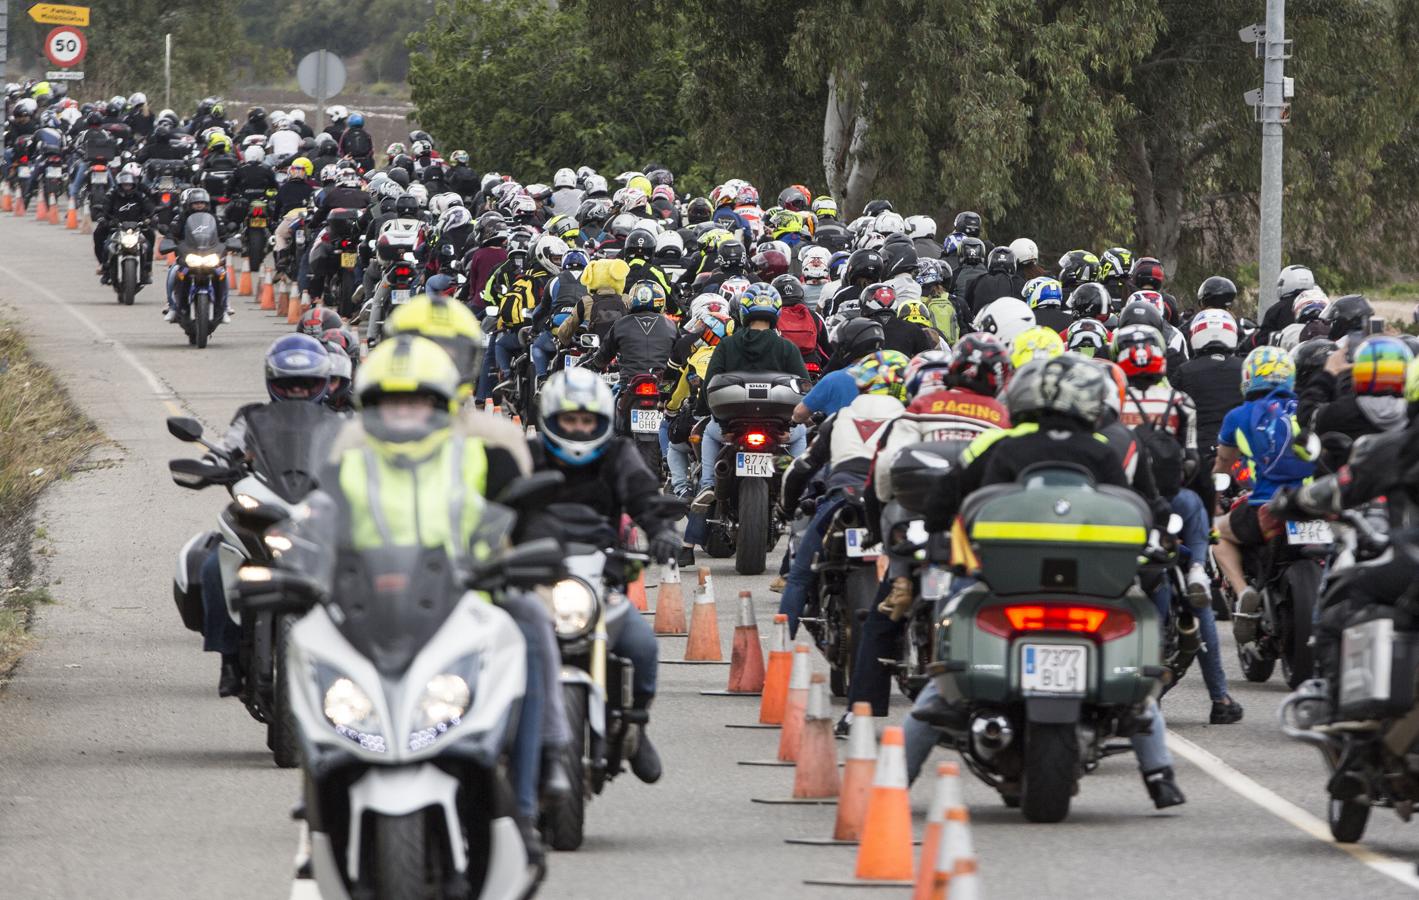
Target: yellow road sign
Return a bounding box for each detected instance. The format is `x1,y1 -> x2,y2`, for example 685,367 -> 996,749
28,4 -> 90,26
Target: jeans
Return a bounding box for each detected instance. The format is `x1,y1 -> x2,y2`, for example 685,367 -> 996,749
530,331 -> 557,378
199,549 -> 238,655
666,439 -> 692,497
493,330 -> 523,379
1169,488 -> 1230,701
476,336 -> 498,404
69,161 -> 86,201
165,264 -> 229,315
697,420 -> 808,489
846,578 -> 901,717
611,609 -> 659,698
778,492 -> 848,635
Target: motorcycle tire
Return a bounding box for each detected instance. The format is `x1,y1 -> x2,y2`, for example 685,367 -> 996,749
1021,721 -> 1078,823
248,228 -> 266,272
1328,796 -> 1370,843
269,614 -> 300,769
1282,563 -> 1321,689
120,258 -> 137,306
833,565 -> 879,699
542,683 -> 588,852
734,477 -> 769,576
337,268 -> 357,319
637,438 -> 663,482
194,291 -> 209,349
370,810 -> 441,900
1237,640 -> 1276,683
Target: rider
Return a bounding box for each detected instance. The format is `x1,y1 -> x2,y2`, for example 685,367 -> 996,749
591,280 -> 676,383
163,188 -> 233,324
93,164 -> 155,285
338,113 -> 375,171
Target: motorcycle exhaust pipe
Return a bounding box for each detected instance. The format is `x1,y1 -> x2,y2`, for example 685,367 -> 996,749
970,714 -> 1014,759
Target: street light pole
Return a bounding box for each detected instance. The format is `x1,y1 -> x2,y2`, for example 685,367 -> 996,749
1244,0 -> 1292,319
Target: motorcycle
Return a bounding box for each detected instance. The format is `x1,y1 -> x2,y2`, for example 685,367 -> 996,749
1280,509 -> 1419,843
6,151 -> 31,205
615,371 -> 666,480
167,404 -> 342,767
240,190 -> 274,273
328,209 -> 363,319
926,464 -> 1167,822
38,146 -> 67,211
799,487 -> 881,698
144,159 -> 190,233
702,372 -> 807,575
365,219 -> 424,348
106,220 -> 149,306
1232,501 -> 1329,689
233,490 -> 560,899
160,211 -> 231,348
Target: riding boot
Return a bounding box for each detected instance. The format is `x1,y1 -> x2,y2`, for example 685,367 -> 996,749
218,652 -> 243,697
629,694 -> 662,784
540,747 -> 572,802
1143,766 -> 1186,809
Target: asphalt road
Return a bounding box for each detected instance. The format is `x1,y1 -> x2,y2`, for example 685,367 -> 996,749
0,210 -> 1417,899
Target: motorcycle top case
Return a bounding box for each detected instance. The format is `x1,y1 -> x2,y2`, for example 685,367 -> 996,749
1338,607 -> 1419,721
889,440 -> 968,515
706,372 -> 806,422
376,219 -> 422,262
961,475 -> 1149,598
327,208 -> 361,239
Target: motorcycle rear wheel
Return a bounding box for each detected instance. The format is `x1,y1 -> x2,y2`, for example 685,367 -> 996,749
734,477 -> 769,576
1021,721 -> 1078,823
542,684 -> 588,851
1237,641 -> 1276,683
1282,565 -> 1320,688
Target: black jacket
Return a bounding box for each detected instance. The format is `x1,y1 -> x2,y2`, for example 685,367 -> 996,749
593,311 -> 677,378
874,314 -> 936,357
696,326 -> 809,416
963,271 -> 1019,317
528,438 -> 673,536
98,188 -> 154,224
1172,354 -> 1244,455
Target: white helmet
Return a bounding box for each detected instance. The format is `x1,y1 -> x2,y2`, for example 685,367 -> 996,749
873,210 -> 907,236
405,182 -> 429,208
242,145 -> 265,164
972,297 -> 1036,348
533,233 -> 568,274
689,292 -> 730,320
121,161 -> 143,179
290,108 -> 305,123
1277,264 -> 1315,298
337,168 -> 361,188
128,92 -> 147,108
583,173 -> 608,195
242,133 -> 266,148
904,215 -> 937,239
553,167 -> 577,189
319,164 -> 338,184
1188,308 -> 1239,352
1008,238 -> 1039,267
325,104 -> 348,122
655,230 -> 685,257
538,368 -> 614,465
411,140 -> 431,157
800,245 -> 832,281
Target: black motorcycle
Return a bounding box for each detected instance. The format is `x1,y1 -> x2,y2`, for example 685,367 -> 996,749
105,219 -> 149,306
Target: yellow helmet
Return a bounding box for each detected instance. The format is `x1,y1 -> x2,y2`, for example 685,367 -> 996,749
544,214 -> 580,244
581,258 -> 629,295
626,174 -> 653,199
207,133 -> 232,154
289,156 -> 314,177
1009,326 -> 1066,370
355,335 -> 461,458
896,300 -> 933,329
384,294 -> 485,395
1406,355 -> 1419,405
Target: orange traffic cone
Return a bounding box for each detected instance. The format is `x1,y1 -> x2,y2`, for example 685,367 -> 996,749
13,196 -> 25,217
776,641 -> 812,761
727,613 -> 789,726
259,273 -> 276,310
835,703 -> 878,841
682,567 -> 723,662
238,260 -> 253,296
926,808 -> 976,900
275,279 -> 289,316
752,672 -> 840,805
913,764 -> 964,900
47,201 -> 60,224
709,590 -> 764,694
1,191 -> 11,212
65,204 -> 78,229
286,288 -> 304,325
626,568 -> 649,612
651,563 -> 686,636
806,726 -> 915,887
34,196 -> 47,219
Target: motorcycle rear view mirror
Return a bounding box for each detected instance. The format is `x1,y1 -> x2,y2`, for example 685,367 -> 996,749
496,471 -> 565,512
224,236 -> 243,252
168,456 -> 237,489
578,333 -> 601,350
1166,513 -> 1184,536
167,416 -> 205,443
158,237 -> 176,254
233,566 -> 322,615
1213,473 -> 1231,492
235,501 -> 290,530
501,538 -> 568,589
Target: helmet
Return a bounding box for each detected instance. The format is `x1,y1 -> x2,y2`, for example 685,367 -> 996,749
183,188 -> 211,213
718,275 -> 752,309
873,211 -> 907,236
1098,247 -> 1134,283
347,113 -> 365,127
1292,287 -> 1330,323
828,250 -> 851,280
242,145 -> 265,164
958,237 -> 988,267
1112,324 -> 1168,377
506,227 -> 535,261
325,104 -> 348,122
693,308 -> 733,346
905,349 -> 953,398
952,211 -> 982,237
800,245 -> 832,281
13,98 -> 37,117
686,197 -> 713,223
1241,346 -> 1296,395
264,334 -> 331,403
450,149 -> 470,166
972,297 -> 1036,347
355,336 -> 460,453
811,196 -> 838,219
1291,338 -> 1338,387
476,211 -> 508,246
551,167 -> 577,188
772,274 -> 806,306
1005,354 -> 1107,427
1009,326 -> 1065,369
1096,360 -> 1129,416
881,234 -> 919,276
1116,299 -> 1168,335
861,282 -> 898,316
85,110 -> 103,127
298,307 -> 345,339
559,247 -> 590,274
1129,256 -> 1165,290
1189,309 -> 1239,353
289,157 -> 314,177
338,168 -> 362,188
128,92 -> 148,108
1057,250 -> 1100,289
897,300 -> 933,329
576,197 -> 613,227
1277,264 -> 1316,299
583,173 -> 609,196
411,140 -> 431,158
916,258 -> 951,288
850,350 -> 910,400
947,333 -> 1011,396
1321,294 -> 1374,339
777,186 -> 809,211
1350,336 -> 1412,398
1065,318 -> 1110,358
904,215 -> 937,240
627,279 -> 667,313
862,199 -> 893,216
986,247 -> 1016,275
836,318 -> 886,360
752,244 -> 791,280
534,233 -> 568,274
115,170 -> 138,190
207,134 -> 232,155
740,283 -> 783,324
1197,275 -> 1238,309
689,292 -> 730,319
539,368 -> 615,465
1126,289 -> 1169,319
1023,276 -> 1064,309
717,239 -> 747,270
322,341 -> 354,410
1008,237 -> 1039,267
845,248 -> 885,285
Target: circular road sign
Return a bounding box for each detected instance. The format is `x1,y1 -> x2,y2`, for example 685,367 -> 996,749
296,50 -> 347,101
44,26 -> 87,68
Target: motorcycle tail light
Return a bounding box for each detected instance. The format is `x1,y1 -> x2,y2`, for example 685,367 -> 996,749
976,603 -> 1134,641
161,193 -> 172,204
744,431 -> 768,449
393,265 -> 412,278
633,381 -> 658,397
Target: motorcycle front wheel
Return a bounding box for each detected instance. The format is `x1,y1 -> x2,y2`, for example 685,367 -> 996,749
119,257 -> 137,306
369,810 -> 443,900
542,683 -> 588,851
194,290 -> 209,349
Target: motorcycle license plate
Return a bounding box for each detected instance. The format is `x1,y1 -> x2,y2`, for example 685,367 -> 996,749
1286,520 -> 1334,545
630,408 -> 663,433
921,565 -> 952,601
1020,644 -> 1088,695
18,166 -> 30,179
92,171 -> 108,184
296,231 -> 306,245
157,176 -> 174,190
845,527 -> 880,559
599,372 -> 620,387
1340,618 -> 1395,706
340,252 -> 357,268
46,166 -> 62,178
735,452 -> 774,478
250,217 -> 266,228
390,289 -> 410,305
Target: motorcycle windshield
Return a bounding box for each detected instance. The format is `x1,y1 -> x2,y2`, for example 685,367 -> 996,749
327,544 -> 466,677
182,213 -> 222,254
241,402 -> 344,503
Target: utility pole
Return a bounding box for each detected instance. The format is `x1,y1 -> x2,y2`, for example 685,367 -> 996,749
1241,0 -> 1293,319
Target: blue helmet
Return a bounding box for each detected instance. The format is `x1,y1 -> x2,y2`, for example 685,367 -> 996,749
425,273 -> 454,296
739,282 -> 782,325
347,113 -> 365,127
265,334 -> 331,402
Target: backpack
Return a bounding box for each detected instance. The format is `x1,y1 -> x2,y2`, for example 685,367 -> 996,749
777,303 -> 820,363
1126,388 -> 1185,496
589,292 -> 626,339
924,295 -> 958,343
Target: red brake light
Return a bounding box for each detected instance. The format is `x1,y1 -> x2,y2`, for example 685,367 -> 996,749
806,361 -> 821,373
744,431 -> 768,449
634,381 -> 659,397
393,265 -> 412,277
977,603 -> 1134,641
161,192 -> 172,204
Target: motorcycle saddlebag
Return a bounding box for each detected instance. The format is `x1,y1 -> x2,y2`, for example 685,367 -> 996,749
1338,608 -> 1419,721
706,372 -> 806,422
889,440 -> 967,515
173,530 -> 221,633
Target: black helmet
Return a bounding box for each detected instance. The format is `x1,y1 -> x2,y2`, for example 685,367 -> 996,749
880,233 -> 918,277
577,197 -> 613,227
837,317 -> 886,358
1116,300 -> 1167,335
844,247 -> 885,285
1058,250 -> 1100,291
686,197 -> 712,224
1067,282 -> 1112,320
862,199 -> 894,216
623,228 -> 657,262
1292,338 -> 1339,387
717,240 -> 747,270
987,246 -> 1016,275
778,187 -> 808,212
1197,275 -> 1238,309
85,111 -> 103,128
772,274 -> 806,306
387,167 -> 411,188
958,237 -> 987,267
1321,294 -> 1374,340
394,195 -> 421,219
953,211 -> 982,237
247,106 -> 266,122
476,211 -> 508,246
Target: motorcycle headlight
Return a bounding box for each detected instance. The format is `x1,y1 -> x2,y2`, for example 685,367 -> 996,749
185,252 -> 220,268
316,665 -> 385,753
235,492 -> 259,510
408,654 -> 481,752
119,232 -> 139,248
551,577 -> 598,639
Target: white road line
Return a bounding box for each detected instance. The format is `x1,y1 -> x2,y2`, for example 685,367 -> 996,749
288,880 -> 321,900
1167,730 -> 1419,891
0,260 -> 186,416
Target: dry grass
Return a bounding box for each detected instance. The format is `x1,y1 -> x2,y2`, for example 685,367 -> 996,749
0,587 -> 54,674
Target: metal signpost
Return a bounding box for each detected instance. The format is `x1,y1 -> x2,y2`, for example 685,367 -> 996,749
1241,0 -> 1293,318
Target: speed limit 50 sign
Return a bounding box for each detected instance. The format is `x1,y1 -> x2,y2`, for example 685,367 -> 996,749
44,26 -> 87,68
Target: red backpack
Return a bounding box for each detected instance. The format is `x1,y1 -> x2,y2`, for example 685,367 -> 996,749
777,303 -> 820,364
